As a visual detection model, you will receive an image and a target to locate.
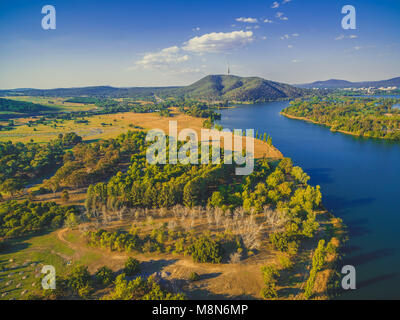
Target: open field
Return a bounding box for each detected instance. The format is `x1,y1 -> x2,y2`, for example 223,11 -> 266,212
0,108 -> 282,159
4,96 -> 97,113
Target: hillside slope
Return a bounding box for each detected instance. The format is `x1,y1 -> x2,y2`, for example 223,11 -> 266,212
297,77 -> 400,89
173,75 -> 307,101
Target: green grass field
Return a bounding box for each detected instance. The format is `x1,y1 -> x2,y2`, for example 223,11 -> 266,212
4,96 -> 96,113
0,231 -> 74,300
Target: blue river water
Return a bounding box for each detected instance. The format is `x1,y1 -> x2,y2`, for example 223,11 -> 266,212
217,101 -> 400,299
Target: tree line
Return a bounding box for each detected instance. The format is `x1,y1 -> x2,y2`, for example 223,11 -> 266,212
283,96 -> 400,140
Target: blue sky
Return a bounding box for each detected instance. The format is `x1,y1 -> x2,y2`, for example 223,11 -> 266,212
0,0 -> 399,88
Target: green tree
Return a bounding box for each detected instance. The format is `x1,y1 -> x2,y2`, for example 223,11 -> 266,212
124,257 -> 141,276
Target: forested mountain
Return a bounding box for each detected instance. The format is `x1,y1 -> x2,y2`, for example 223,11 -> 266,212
297,77 -> 400,89
0,75 -> 308,102
172,75 -> 307,102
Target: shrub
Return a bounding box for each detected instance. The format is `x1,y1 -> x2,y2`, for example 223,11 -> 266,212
64,265 -> 93,298
124,257 -> 140,276
261,265 -> 280,284
260,264 -> 280,300
278,255 -> 294,270
95,266 -> 115,286
189,272 -> 200,282
270,232 -> 290,252
260,283 -> 278,300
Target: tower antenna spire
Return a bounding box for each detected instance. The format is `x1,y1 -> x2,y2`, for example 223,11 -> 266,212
225,55 -> 230,75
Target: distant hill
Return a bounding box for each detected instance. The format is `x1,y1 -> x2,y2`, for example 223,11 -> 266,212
296,77 -> 400,89
172,75 -> 307,101
0,75 -> 308,102
0,86 -> 180,99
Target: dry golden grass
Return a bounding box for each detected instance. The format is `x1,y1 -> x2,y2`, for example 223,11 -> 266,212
1,108 -> 282,159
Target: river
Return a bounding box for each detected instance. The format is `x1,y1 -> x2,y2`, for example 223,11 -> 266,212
217,100 -> 400,300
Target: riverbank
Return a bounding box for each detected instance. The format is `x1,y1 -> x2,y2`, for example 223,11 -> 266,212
280,112 -> 378,139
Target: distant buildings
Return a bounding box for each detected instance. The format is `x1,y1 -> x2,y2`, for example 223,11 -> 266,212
342,86 -> 398,94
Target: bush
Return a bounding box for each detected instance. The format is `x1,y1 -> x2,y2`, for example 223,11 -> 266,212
261,265 -> 280,284
124,257 -> 140,276
95,266 -> 115,286
64,265 -> 93,298
278,255 -> 294,270
260,283 -> 278,300
260,264 -> 280,300
270,232 -> 290,252
189,272 -> 200,282
187,236 -> 222,264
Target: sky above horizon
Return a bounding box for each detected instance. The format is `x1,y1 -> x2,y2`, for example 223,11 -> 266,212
0,0 -> 399,89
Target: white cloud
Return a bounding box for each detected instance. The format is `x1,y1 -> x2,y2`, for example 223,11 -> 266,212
335,34 -> 358,40
261,36 -> 267,40
276,12 -> 288,20
183,31 -> 254,53
271,2 -> 280,9
282,0 -> 292,4
264,19 -> 273,23
288,45 -> 293,48
281,34 -> 290,40
236,17 -> 258,23
292,33 -> 299,37
134,46 -> 190,70
292,59 -> 300,63
193,27 -> 201,31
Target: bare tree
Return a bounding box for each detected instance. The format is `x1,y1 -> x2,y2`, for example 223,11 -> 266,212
229,251 -> 242,264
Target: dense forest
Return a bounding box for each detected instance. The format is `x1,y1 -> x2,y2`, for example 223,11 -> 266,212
283,97 -> 400,140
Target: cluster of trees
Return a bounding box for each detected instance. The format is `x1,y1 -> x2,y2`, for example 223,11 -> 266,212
85,225 -> 229,263
31,257 -> 184,300
85,141 -> 234,212
64,97 -> 103,104
0,98 -> 50,113
0,133 -> 82,196
83,132 -> 323,259
304,239 -> 327,299
86,228 -> 163,254
283,97 -> 400,140
65,96 -> 154,113
176,100 -> 222,130
0,200 -> 79,238
260,264 -> 280,299
44,131 -> 147,191
255,131 -> 273,146
105,274 -> 185,300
